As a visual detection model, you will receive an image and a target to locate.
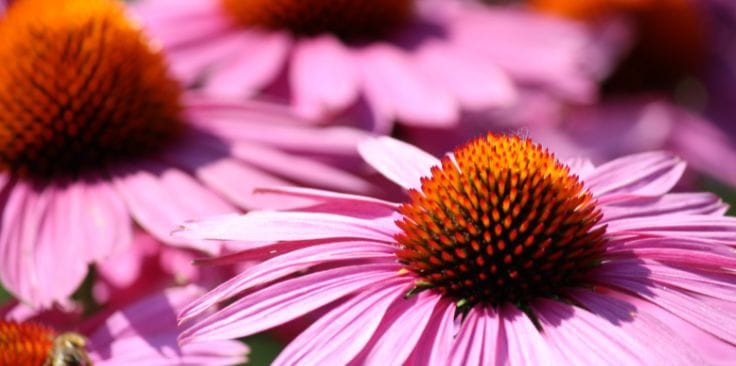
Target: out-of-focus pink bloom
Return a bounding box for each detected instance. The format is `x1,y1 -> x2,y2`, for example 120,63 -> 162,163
0,0 -> 370,308
2,286 -> 248,365
526,96 -> 736,188
176,134 -> 736,364
92,230 -> 239,310
520,0 -> 736,189
132,0 -> 624,132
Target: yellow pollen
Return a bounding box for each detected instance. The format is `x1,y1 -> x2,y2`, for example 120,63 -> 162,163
0,0 -> 184,179
220,0 -> 414,40
396,134 -> 606,308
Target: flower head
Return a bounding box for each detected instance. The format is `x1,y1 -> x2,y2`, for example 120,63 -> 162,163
133,0 -> 622,131
0,0 -> 370,308
177,133 -> 736,364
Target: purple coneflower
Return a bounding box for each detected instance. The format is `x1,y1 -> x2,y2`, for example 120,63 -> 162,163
1,286 -> 247,365
178,133 -> 736,364
131,0 -> 622,132
0,0 -> 368,308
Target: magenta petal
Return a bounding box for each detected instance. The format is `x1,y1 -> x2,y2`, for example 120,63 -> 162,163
274,282 -> 405,365
230,142 -> 372,193
500,304 -> 551,365
89,286 -> 248,366
601,276 -> 736,345
414,42 -> 517,109
601,192 -> 728,221
179,241 -> 396,321
112,160 -> 236,252
0,182 -> 88,307
585,152 -> 686,197
290,35 -> 359,120
204,31 -> 291,98
179,264 -> 399,343
567,290 -> 703,364
362,293 -> 441,366
605,215 -> 736,246
359,45 -> 458,126
535,299 -> 651,364
358,136 -> 440,190
253,186 -> 398,217
176,211 -> 398,243
407,299 -> 457,366
449,307 -> 503,365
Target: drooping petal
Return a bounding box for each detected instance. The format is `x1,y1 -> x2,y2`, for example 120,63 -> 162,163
179,241 -> 397,321
406,299 -> 457,366
111,160 -> 237,252
274,282 -> 405,366
179,264 -> 400,343
361,293 -> 441,366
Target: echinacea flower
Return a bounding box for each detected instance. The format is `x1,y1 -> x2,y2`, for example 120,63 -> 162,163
132,0 -> 623,132
0,0 -> 369,308
1,286 -> 248,365
177,134 -> 736,364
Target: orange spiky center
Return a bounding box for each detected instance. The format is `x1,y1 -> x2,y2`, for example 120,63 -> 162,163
531,0 -> 707,93
395,134 -> 606,309
0,0 -> 184,179
0,320 -> 90,366
220,0 -> 414,40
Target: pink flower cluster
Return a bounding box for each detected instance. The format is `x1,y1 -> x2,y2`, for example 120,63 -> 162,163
0,0 -> 734,364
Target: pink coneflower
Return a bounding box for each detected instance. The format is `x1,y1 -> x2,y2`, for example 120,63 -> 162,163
1,286 -> 248,365
178,134 -> 736,364
0,0 -> 369,308
132,0 -> 622,132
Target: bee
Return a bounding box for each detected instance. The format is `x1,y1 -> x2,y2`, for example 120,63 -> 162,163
44,332 -> 92,366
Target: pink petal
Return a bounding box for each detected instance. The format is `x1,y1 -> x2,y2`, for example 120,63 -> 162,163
605,215 -> 736,246
112,160 -> 237,253
0,182 -> 88,307
204,31 -> 291,98
362,293 -> 441,366
290,35 -> 359,120
500,304 -> 551,365
176,211 -> 398,243
359,44 -> 459,126
89,286 -> 248,366
535,299 -> 650,364
358,136 -> 440,190
230,142 -> 371,193
601,276 -> 736,344
252,186 -> 398,217
449,307 -> 502,365
179,264 -> 400,343
180,241 -> 396,321
415,41 -> 517,109
406,299 -> 457,366
601,192 -> 728,221
568,290 -> 703,364
132,0 -> 230,50
274,282 -> 405,365
585,152 -> 686,197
